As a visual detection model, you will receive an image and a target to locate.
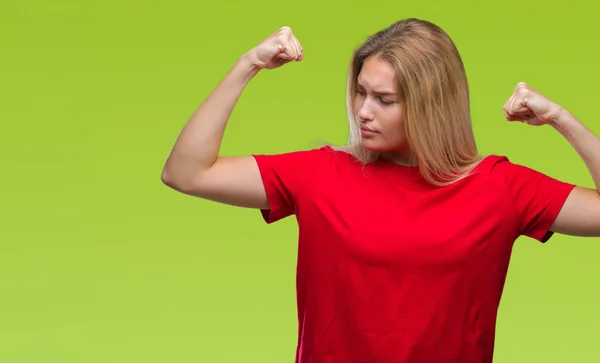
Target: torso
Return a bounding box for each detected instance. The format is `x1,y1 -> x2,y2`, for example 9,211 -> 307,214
293,148 -> 518,363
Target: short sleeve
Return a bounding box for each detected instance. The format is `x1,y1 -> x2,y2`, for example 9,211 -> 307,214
499,159 -> 576,242
252,147 -> 326,224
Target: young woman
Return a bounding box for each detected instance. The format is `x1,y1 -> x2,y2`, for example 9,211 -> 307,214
161,18 -> 600,363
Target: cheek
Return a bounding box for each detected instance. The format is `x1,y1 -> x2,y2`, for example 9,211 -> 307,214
353,98 -> 363,115
361,111 -> 407,151
380,110 -> 404,138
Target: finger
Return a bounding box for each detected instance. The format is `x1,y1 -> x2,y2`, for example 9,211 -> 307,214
277,54 -> 296,63
287,33 -> 302,61
506,105 -> 536,120
517,81 -> 530,91
505,112 -> 532,122
274,43 -> 295,61
281,42 -> 298,60
507,92 -> 531,115
504,82 -> 528,111
271,57 -> 293,67
294,39 -> 304,61
504,98 -> 526,121
275,30 -> 294,57
503,90 -> 519,113
505,111 -> 525,122
504,94 -> 517,114
293,36 -> 304,61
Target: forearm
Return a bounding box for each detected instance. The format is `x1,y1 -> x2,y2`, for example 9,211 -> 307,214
551,109 -> 600,194
162,56 -> 260,183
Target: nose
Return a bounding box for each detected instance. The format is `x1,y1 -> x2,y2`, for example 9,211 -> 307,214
357,102 -> 374,122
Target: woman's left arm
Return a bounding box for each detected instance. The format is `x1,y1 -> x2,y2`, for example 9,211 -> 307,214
503,82 -> 600,237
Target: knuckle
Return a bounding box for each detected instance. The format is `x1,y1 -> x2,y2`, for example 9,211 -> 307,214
518,87 -> 529,96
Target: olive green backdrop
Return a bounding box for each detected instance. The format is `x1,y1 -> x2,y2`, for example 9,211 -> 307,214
1,0 -> 599,362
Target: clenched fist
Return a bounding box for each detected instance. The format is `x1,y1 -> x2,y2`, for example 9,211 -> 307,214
243,26 -> 304,70
503,82 -> 564,126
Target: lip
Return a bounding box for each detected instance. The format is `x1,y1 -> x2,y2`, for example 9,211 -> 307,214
360,126 -> 378,135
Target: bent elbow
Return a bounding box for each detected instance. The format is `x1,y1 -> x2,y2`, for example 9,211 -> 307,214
161,168 -> 180,190
160,168 -> 202,195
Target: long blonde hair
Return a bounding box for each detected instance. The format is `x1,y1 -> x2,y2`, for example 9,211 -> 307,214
331,18 -> 484,186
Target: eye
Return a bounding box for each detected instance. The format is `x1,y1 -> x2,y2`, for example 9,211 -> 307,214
355,88 -> 366,95
379,98 -> 395,105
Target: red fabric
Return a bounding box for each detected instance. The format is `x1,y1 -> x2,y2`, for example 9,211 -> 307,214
251,146 -> 575,363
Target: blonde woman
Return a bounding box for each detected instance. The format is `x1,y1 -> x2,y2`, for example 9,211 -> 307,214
161,18 -> 600,363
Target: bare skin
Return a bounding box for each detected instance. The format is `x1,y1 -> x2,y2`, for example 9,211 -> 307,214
161,26 -> 303,209
503,82 -> 600,237
161,27 -> 600,237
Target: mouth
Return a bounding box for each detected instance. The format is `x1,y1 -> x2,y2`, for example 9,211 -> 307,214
360,126 -> 378,134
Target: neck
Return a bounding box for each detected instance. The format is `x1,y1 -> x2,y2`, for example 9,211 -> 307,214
380,150 -> 419,166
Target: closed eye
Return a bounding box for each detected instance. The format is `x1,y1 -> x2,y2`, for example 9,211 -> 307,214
355,89 -> 395,105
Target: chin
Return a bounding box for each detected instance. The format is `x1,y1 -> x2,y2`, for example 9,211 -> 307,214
360,138 -> 402,153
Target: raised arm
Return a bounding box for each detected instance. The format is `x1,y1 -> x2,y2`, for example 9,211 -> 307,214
547,110 -> 600,237
503,82 -> 600,237
161,27 -> 304,209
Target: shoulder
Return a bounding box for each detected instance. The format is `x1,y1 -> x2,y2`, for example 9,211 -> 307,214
473,154 -> 539,179
473,154 -> 512,173
250,145 -> 354,181
473,154 -> 575,201
475,155 -> 577,242
253,144 -> 355,167
475,154 -> 563,181
252,144 -> 341,160
466,154 -> 570,198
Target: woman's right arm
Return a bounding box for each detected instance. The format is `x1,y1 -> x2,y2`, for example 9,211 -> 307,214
160,26 -> 304,209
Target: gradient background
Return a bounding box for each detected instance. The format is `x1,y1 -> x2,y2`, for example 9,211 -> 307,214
1,0 -> 600,362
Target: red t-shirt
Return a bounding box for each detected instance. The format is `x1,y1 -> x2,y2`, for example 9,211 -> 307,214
252,146 -> 576,363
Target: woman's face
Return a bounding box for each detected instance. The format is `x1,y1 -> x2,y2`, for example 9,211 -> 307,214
353,56 -> 412,162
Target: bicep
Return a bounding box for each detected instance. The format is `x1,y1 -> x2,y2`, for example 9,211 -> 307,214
550,186 -> 600,237
165,156 -> 269,209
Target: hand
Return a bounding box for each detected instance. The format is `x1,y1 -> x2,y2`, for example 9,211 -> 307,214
503,82 -> 563,126
242,26 -> 304,71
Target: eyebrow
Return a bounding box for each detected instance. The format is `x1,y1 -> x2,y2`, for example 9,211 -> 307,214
356,80 -> 397,96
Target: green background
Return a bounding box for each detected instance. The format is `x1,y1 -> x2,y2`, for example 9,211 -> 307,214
1,0 -> 599,362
